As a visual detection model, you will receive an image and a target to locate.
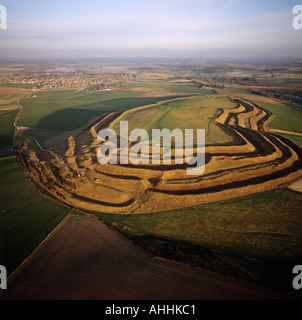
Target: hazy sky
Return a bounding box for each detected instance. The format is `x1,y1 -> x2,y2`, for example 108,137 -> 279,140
0,0 -> 301,59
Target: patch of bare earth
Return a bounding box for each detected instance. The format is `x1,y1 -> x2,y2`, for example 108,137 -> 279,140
4,214 -> 294,300
288,178 -> 302,193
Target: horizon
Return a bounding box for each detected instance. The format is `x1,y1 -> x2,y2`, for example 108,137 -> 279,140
1,56 -> 302,65
0,0 -> 301,60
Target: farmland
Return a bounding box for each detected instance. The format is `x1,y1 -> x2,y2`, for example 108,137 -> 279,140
0,157 -> 70,275
0,60 -> 302,299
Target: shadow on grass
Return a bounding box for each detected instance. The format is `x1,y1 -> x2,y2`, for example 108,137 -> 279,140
24,96 -> 185,132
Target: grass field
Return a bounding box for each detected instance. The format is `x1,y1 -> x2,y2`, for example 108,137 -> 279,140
110,95 -> 239,146
0,87 -> 28,108
0,157 -> 71,275
126,81 -> 217,95
173,86 -> 216,94
0,83 -> 36,89
0,109 -> 18,157
18,89 -> 143,125
252,100 -> 302,133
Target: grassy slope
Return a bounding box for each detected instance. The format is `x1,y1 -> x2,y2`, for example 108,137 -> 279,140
110,96 -> 238,145
252,100 -> 302,133
277,132 -> 302,147
0,157 -> 71,275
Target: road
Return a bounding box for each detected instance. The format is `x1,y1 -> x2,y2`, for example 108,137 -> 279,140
269,128 -> 302,137
12,98 -> 65,160
23,133 -> 64,160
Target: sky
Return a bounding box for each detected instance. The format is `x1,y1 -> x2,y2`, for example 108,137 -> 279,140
0,0 -> 301,60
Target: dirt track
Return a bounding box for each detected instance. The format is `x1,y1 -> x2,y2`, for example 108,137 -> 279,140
3,214 -> 298,300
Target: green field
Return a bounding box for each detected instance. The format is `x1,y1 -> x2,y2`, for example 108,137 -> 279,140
17,90 -> 179,130
173,86 -> 216,94
127,82 -> 217,95
0,83 -> 36,89
0,109 -> 18,158
252,100 -> 302,133
18,90 -> 143,125
0,157 -> 71,275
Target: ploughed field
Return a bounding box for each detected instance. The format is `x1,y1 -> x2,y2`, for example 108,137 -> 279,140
18,94 -> 302,214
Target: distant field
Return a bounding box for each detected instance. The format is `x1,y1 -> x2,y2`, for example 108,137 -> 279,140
127,82 -> 217,95
216,87 -> 251,93
136,72 -> 178,80
0,157 -> 71,275
0,87 -> 28,107
173,86 -> 216,94
0,83 -> 36,89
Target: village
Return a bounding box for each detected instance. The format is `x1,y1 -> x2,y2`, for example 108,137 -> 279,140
0,70 -> 135,89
